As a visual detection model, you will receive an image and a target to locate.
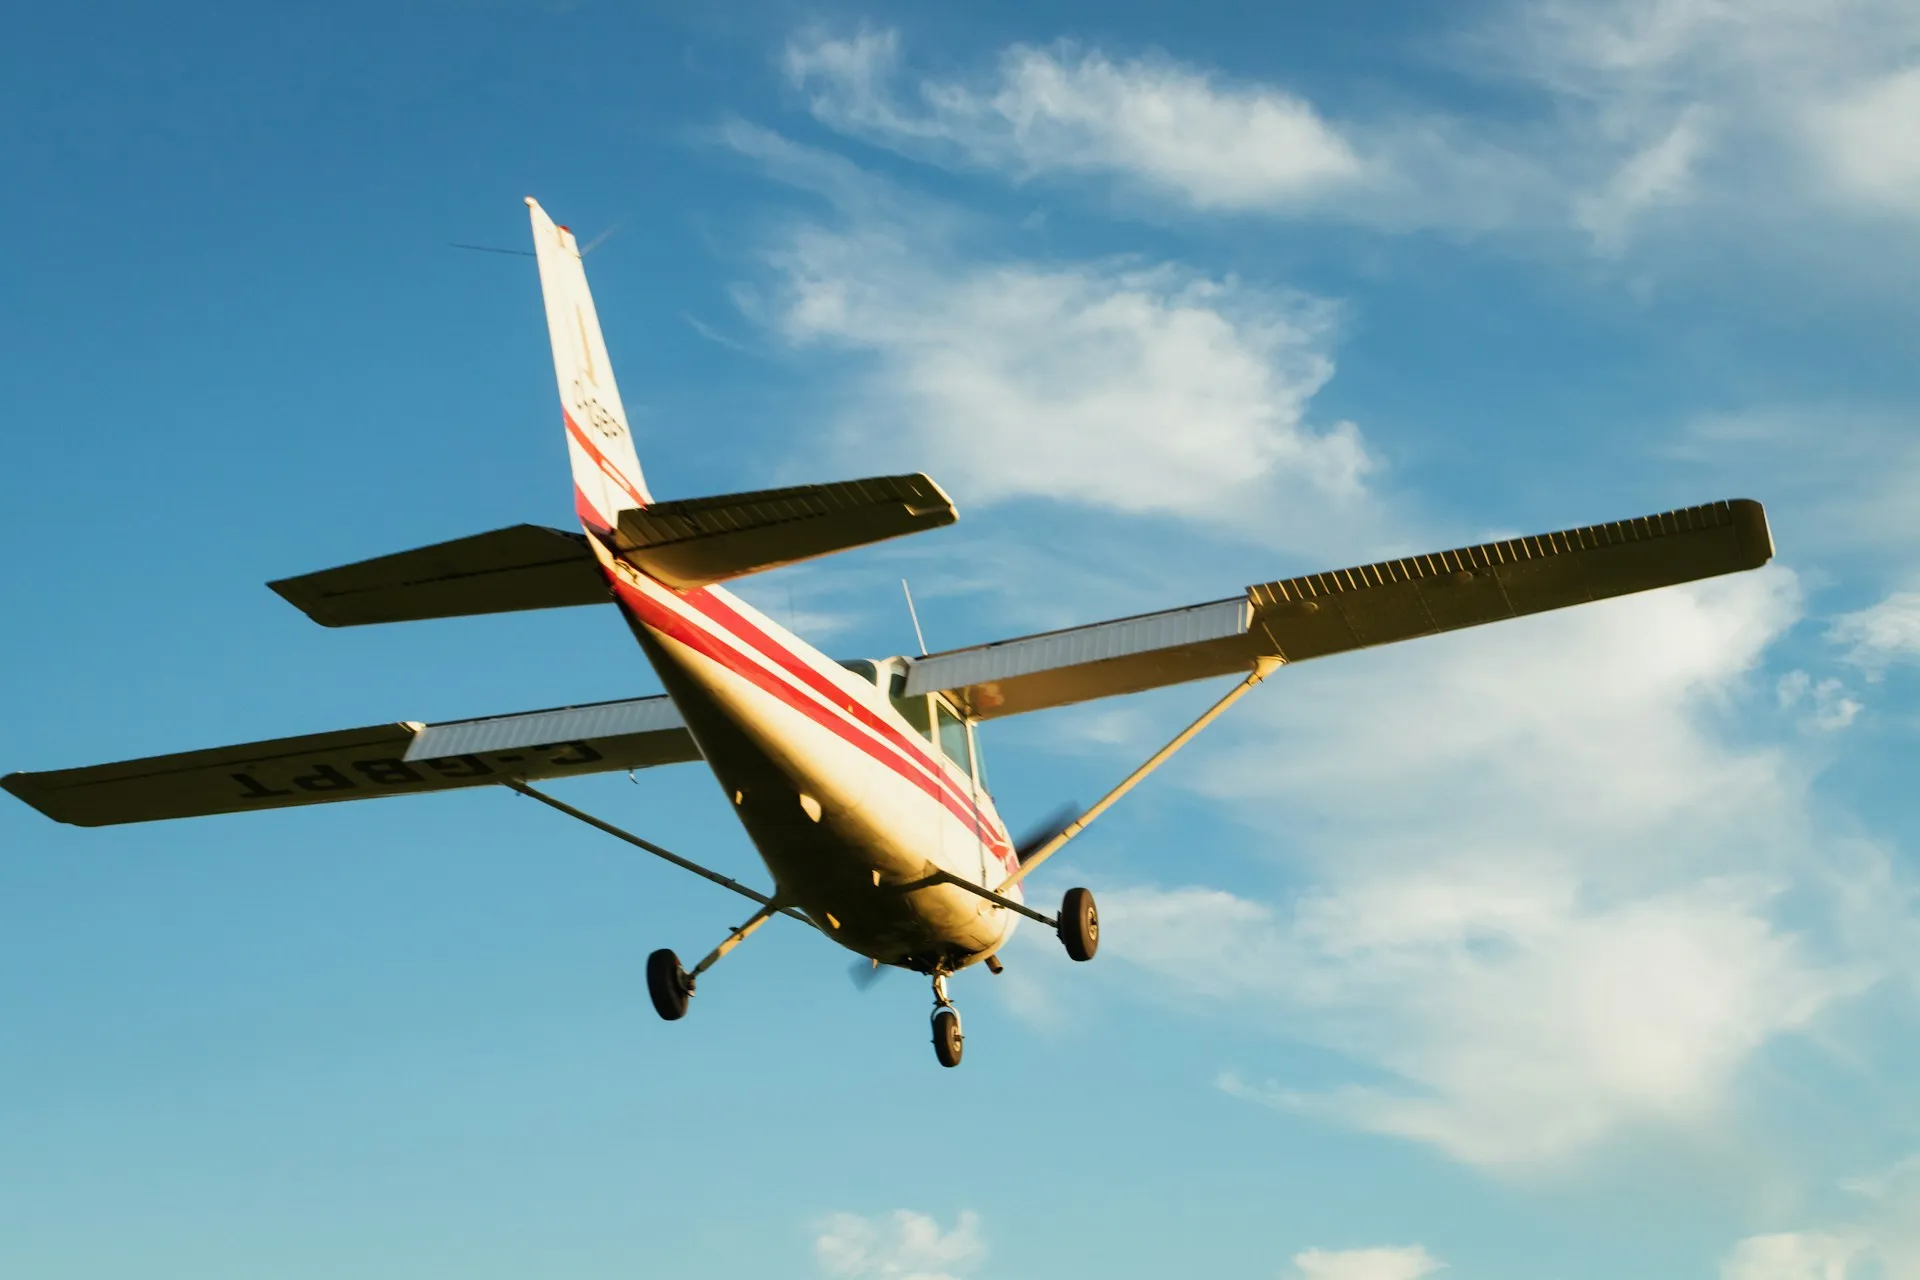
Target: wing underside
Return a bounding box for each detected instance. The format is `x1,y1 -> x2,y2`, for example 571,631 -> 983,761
907,498 -> 1774,719
3,695 -> 700,827
615,472 -> 957,590
268,524 -> 608,628
267,474 -> 958,628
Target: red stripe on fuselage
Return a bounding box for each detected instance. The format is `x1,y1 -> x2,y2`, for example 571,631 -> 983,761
679,590 -> 980,812
564,410 -> 648,510
607,570 -> 1012,858
574,483 -> 612,534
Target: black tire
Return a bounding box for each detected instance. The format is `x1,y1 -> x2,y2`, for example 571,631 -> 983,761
1059,887 -> 1099,962
646,948 -> 692,1021
932,1008 -> 964,1068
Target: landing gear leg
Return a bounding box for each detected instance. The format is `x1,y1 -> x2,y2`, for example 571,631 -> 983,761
647,901 -> 782,1023
930,971 -> 964,1069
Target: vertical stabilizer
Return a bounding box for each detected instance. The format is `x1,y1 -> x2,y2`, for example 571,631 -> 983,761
527,197 -> 652,534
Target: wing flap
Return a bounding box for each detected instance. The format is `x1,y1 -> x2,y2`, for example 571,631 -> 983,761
615,473 -> 956,590
912,498 -> 1773,719
3,695 -> 699,827
269,524 -> 608,627
903,598 -> 1255,717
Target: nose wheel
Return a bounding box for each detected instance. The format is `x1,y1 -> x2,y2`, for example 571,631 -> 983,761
932,1008 -> 963,1067
930,971 -> 964,1068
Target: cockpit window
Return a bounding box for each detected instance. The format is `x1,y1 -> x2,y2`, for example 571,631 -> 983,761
837,658 -> 878,685
935,700 -> 971,778
885,672 -> 968,776
889,682 -> 933,741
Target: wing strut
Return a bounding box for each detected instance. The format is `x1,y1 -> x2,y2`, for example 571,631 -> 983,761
504,781 -> 816,928
994,658 -> 1283,893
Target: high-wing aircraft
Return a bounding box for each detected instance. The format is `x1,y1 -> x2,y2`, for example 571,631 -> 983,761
3,199 -> 1777,1067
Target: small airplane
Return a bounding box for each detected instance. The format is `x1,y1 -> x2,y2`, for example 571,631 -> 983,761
3,199 -> 1777,1067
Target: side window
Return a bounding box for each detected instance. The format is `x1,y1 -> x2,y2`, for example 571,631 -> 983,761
935,701 -> 971,778
888,672 -> 933,740
837,659 -> 879,685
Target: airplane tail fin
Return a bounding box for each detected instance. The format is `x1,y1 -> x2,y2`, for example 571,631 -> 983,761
527,197 -> 652,534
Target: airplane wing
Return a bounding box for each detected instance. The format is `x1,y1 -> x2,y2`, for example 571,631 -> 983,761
3,695 -> 700,827
906,498 -> 1774,720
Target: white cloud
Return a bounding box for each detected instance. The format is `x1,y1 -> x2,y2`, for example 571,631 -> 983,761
784,12 -> 1920,249
1207,876 -> 1847,1167
1721,1231 -> 1864,1279
1207,569 -> 1800,842
814,1209 -> 984,1280
1813,67 -> 1920,217
1715,1153 -> 1920,1277
730,18 -> 1920,1187
1776,670 -> 1862,730
786,30 -> 1365,212
1290,1244 -> 1445,1280
782,28 -> 1546,233
1573,106 -> 1709,251
731,134 -> 1374,537
1830,588 -> 1920,678
1673,409 -> 1920,564
1482,0 -> 1920,232
1072,572 -> 1886,1168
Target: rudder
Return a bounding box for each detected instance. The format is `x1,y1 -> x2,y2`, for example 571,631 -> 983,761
527,197 -> 652,534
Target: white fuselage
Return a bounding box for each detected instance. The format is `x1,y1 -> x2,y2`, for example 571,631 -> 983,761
598,550 -> 1021,973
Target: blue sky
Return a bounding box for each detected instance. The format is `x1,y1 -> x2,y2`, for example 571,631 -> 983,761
5,2 -> 1920,1277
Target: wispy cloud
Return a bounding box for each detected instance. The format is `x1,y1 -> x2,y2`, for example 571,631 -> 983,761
1776,670 -> 1862,730
1571,105 -> 1709,252
780,28 -> 1542,232
814,1209 -> 985,1280
1446,0 -> 1920,242
1830,588 -> 1920,678
1049,572 -> 1893,1169
1290,1245 -> 1446,1280
716,9 -> 1920,1185
1719,1150 -> 1920,1277
1813,67 -> 1920,218
1720,1231 -> 1864,1280
723,126 -> 1378,543
784,8 -> 1920,252
1673,409 -> 1920,566
785,29 -> 1366,213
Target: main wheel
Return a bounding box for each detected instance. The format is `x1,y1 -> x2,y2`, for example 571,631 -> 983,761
931,1008 -> 964,1068
646,948 -> 692,1021
1059,887 -> 1099,961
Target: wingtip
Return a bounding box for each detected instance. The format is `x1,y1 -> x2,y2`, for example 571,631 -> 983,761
1728,497 -> 1774,568
1,771 -> 77,825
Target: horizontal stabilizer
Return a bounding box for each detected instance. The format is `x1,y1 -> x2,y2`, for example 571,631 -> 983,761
270,524 -> 608,627
908,498 -> 1773,719
4,695 -> 699,826
615,473 -> 956,590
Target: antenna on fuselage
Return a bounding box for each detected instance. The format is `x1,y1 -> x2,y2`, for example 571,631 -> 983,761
900,578 -> 929,657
